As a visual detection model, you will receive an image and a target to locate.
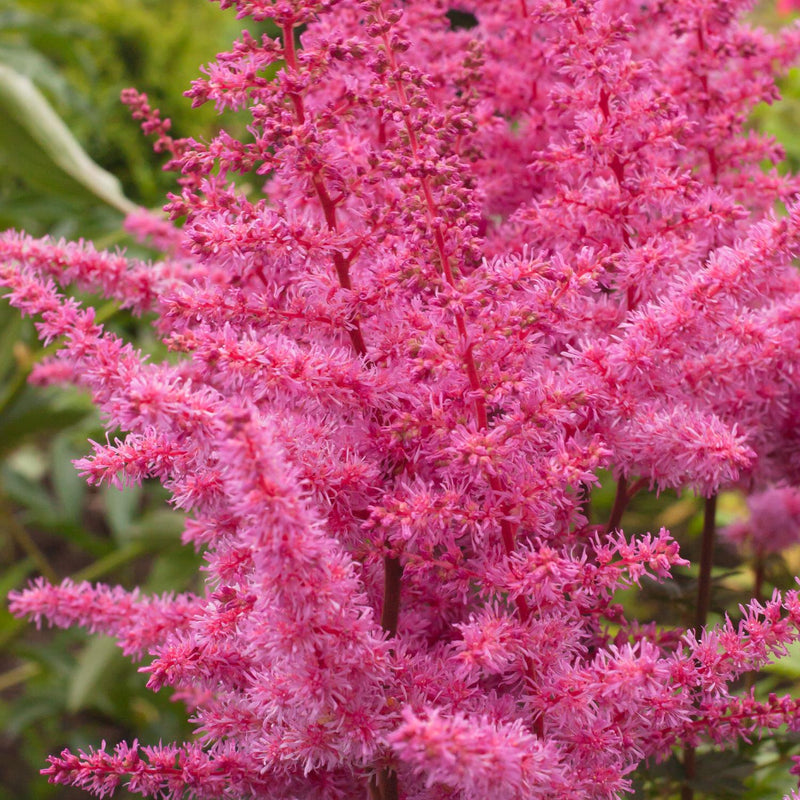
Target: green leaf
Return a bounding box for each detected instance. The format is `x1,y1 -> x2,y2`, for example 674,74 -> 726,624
127,509 -> 185,545
762,640 -> 800,679
102,483 -> 143,542
1,464 -> 52,512
50,434 -> 86,524
66,635 -> 121,713
0,557 -> 36,597
0,61 -> 136,215
0,389 -> 91,458
145,546 -> 200,594
690,750 -> 756,798
71,541 -> 150,582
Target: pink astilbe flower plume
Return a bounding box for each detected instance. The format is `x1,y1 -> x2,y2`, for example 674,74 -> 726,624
7,0 -> 800,798
8,578 -> 200,659
723,486 -> 800,556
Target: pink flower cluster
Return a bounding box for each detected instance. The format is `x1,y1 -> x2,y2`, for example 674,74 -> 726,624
723,486 -> 800,557
6,0 -> 800,797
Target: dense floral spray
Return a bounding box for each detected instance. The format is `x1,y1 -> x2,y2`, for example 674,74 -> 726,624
6,0 -> 800,797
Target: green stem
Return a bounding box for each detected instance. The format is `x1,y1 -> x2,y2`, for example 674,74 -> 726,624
71,541 -> 149,583
0,494 -> 58,583
0,661 -> 39,693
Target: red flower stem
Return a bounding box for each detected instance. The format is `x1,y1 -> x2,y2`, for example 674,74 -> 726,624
605,476 -> 629,534
682,493 -> 718,800
695,494 -> 718,634
370,5 -> 545,744
681,747 -> 697,800
744,555 -> 767,693
283,20 -> 403,800
369,769 -> 398,800
281,22 -> 368,359
380,552 -> 403,638
753,555 -> 765,604
605,476 -> 648,534
281,19 -> 400,641
372,8 -> 518,565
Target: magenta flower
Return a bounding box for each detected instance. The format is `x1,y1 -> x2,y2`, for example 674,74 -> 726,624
5,0 -> 800,798
723,486 -> 800,557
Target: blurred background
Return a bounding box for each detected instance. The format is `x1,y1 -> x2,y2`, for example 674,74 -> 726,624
0,1 -> 798,798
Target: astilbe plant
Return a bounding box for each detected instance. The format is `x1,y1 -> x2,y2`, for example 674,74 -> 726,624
7,0 -> 800,798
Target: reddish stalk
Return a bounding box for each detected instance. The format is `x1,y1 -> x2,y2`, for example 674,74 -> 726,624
744,555 -> 766,693
282,14 -> 401,640
281,22 -> 368,359
282,21 -> 403,800
372,10 -> 519,561
380,554 -> 403,638
682,19 -> 721,795
369,770 -> 398,800
682,493 -> 718,800
605,476 -> 647,534
694,494 -> 718,634
372,1 -> 542,739
605,476 -> 629,534
753,555 -> 765,604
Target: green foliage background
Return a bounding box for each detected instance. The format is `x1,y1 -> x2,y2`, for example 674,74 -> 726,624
0,0 -> 254,237
0,1 -> 799,799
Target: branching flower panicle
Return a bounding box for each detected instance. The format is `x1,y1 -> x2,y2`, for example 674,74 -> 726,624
5,0 -> 800,798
